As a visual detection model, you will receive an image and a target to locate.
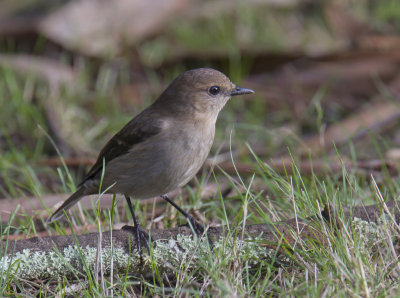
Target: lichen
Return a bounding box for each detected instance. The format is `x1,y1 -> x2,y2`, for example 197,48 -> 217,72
0,234 -> 280,280
352,215 -> 394,251
1,218 -> 390,280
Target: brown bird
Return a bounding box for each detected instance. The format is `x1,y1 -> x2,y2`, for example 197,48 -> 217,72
49,68 -> 254,249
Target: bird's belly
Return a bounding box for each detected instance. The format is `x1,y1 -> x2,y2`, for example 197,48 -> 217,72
104,131 -> 212,199
155,135 -> 211,192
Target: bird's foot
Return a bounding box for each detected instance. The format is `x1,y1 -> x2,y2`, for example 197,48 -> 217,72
186,215 -> 205,236
122,224 -> 152,253
183,216 -> 214,247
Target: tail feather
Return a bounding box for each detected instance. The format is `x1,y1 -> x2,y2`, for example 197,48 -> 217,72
48,187 -> 86,223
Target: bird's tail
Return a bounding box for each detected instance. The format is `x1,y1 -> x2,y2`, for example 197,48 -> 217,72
48,187 -> 86,223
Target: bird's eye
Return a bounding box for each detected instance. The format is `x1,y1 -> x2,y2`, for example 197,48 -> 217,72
208,86 -> 220,96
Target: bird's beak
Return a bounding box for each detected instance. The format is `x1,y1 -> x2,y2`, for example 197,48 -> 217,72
230,86 -> 255,96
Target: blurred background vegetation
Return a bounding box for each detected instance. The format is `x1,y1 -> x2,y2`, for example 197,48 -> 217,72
1,0 -> 400,200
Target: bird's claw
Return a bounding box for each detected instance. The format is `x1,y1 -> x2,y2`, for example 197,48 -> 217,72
179,215 -> 204,236
184,216 -> 214,247
122,224 -> 152,253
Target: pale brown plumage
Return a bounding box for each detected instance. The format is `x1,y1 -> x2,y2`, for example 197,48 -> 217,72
49,68 -> 254,247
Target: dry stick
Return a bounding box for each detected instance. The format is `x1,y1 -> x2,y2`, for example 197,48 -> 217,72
2,201 -> 399,281
302,101 -> 400,155
301,72 -> 400,157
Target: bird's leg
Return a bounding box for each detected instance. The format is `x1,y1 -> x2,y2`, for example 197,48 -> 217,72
161,194 -> 205,236
122,195 -> 151,252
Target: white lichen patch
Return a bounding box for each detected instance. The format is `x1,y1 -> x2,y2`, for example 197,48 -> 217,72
151,234 -> 284,273
0,234 -> 280,280
352,215 -> 394,251
6,216 -> 393,282
0,245 -> 135,280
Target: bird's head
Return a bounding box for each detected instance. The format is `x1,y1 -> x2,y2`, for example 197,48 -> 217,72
156,68 -> 254,120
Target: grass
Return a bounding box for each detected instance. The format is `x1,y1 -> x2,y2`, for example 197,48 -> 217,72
1,96 -> 399,297
0,60 -> 398,295
0,61 -> 398,297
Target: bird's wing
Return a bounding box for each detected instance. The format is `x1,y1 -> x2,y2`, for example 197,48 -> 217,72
78,110 -> 163,187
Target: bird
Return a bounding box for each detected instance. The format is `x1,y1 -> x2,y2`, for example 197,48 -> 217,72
48,68 -> 254,250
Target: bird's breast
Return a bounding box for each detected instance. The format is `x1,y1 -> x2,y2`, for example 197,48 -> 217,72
162,121 -> 215,188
